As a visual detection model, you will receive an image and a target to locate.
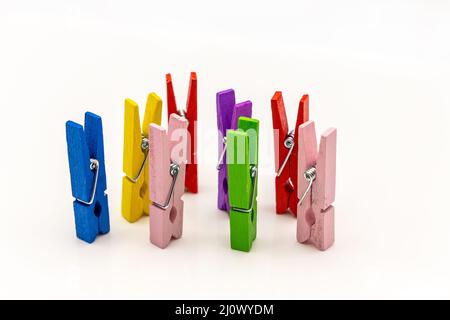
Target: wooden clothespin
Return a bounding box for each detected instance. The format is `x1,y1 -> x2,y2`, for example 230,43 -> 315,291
149,114 -> 188,248
227,116 -> 259,252
270,91 -> 309,216
216,89 -> 252,212
66,112 -> 110,243
297,121 -> 337,251
122,93 -> 162,222
166,72 -> 197,193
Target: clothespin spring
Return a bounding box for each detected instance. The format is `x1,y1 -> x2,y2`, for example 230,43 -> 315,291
151,163 -> 180,210
126,136 -> 149,183
75,159 -> 99,206
231,166 -> 258,213
276,131 -> 295,177
299,167 -> 316,205
178,109 -> 189,125
216,137 -> 227,170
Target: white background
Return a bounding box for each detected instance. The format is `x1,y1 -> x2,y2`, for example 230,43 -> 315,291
1,0 -> 449,299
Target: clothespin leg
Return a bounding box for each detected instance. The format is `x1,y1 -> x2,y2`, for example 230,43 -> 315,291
296,121 -> 318,244
230,209 -> 254,252
310,205 -> 335,251
310,128 -> 337,250
270,91 -> 293,215
73,194 -> 109,243
185,72 -> 198,193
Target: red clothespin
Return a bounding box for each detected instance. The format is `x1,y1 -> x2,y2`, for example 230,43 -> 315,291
270,91 -> 309,216
166,72 -> 198,193
297,121 -> 337,251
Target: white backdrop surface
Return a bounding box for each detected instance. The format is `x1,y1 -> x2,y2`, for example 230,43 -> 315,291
1,0 -> 450,299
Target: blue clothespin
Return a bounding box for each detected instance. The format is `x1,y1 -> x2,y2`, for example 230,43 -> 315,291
66,112 -> 110,243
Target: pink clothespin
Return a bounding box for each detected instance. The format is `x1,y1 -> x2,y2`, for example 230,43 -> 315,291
297,121 -> 337,251
149,114 -> 188,249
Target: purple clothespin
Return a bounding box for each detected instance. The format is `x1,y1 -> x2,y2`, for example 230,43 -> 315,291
216,89 -> 252,212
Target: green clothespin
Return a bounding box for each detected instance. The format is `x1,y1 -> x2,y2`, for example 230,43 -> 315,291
227,116 -> 259,252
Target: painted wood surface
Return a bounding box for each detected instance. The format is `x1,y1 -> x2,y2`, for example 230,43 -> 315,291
66,112 -> 109,243
122,93 -> 162,222
216,89 -> 252,212
166,72 -> 198,193
297,120 -> 337,251
227,116 -> 259,252
149,114 -> 188,249
270,91 -> 309,216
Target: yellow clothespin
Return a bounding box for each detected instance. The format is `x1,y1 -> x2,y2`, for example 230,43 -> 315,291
122,93 -> 162,222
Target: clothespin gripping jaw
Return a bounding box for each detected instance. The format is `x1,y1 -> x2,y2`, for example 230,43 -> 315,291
227,116 -> 259,252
